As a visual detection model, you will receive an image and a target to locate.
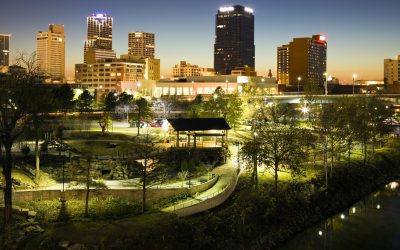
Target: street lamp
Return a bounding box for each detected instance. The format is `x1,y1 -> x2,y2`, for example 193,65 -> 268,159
297,77 -> 302,94
225,79 -> 229,94
162,120 -> 169,143
352,74 -> 357,95
323,72 -> 328,96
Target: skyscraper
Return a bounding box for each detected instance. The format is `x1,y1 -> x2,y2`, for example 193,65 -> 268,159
128,32 -> 155,59
84,13 -> 116,63
277,35 -> 327,86
384,56 -> 400,85
214,5 -> 255,75
0,34 -> 11,66
36,25 -> 65,82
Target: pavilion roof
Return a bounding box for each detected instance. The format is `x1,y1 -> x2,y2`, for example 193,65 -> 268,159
167,118 -> 231,132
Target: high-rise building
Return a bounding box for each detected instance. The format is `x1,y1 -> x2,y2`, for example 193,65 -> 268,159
214,5 -> 255,75
277,35 -> 327,86
384,56 -> 400,85
36,25 -> 65,82
0,34 -> 11,66
84,13 -> 116,63
128,32 -> 155,59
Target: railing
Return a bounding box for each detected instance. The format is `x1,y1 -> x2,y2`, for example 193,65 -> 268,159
170,176 -> 236,211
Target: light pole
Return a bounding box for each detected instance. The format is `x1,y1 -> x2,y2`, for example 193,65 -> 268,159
352,74 -> 357,95
225,79 -> 229,94
162,120 -> 169,143
297,77 -> 302,95
323,73 -> 328,96
137,82 -> 141,94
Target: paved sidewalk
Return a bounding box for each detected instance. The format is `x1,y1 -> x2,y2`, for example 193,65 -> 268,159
162,161 -> 238,214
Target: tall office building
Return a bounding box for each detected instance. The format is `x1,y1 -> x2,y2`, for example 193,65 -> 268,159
0,34 -> 11,66
277,35 -> 327,86
214,5 -> 255,75
36,25 -> 65,82
128,32 -> 155,59
84,13 -> 116,63
384,56 -> 400,85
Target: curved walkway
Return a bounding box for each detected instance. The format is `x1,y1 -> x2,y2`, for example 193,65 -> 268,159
162,161 -> 239,217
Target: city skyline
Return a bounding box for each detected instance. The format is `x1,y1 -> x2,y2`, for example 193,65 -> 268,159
1,0 -> 400,82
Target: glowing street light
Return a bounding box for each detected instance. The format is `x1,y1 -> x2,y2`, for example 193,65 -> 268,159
352,74 -> 357,95
301,106 -> 310,114
297,76 -> 302,94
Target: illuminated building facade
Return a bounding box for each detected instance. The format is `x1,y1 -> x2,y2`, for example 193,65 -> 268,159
384,56 -> 400,85
128,32 -> 155,59
0,34 -> 11,66
36,24 -> 65,82
84,13 -> 116,63
75,61 -> 143,92
214,5 -> 255,75
172,61 -> 215,77
277,35 -> 327,86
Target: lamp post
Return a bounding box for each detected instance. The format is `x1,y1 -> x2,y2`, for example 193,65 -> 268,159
225,79 -> 229,94
137,82 -> 141,94
162,120 -> 169,143
352,74 -> 357,95
297,77 -> 302,95
323,72 -> 328,96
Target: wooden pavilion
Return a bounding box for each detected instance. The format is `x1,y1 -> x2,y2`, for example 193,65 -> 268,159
167,118 -> 231,148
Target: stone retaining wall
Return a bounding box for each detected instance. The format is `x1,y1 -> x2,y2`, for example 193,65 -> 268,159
0,175 -> 218,204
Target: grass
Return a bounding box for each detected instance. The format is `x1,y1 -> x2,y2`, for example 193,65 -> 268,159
16,196 -> 142,224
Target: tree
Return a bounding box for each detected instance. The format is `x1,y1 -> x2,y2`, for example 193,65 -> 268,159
0,66 -> 43,236
53,84 -> 75,115
98,112 -> 112,135
202,87 -> 243,129
76,90 -> 94,112
240,132 -> 262,190
130,97 -> 153,136
187,95 -> 204,118
117,92 -> 133,123
103,91 -> 118,112
125,136 -> 167,213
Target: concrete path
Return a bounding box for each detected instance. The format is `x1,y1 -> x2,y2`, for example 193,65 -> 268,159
162,161 -> 238,216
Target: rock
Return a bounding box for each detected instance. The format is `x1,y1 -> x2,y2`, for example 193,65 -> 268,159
68,243 -> 83,250
58,240 -> 70,248
24,225 -> 37,234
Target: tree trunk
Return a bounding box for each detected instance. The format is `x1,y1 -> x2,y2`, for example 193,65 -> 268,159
330,136 -> 334,177
35,135 -> 40,180
253,153 -> 258,190
348,139 -> 351,162
363,141 -> 367,165
2,141 -> 13,234
142,161 -> 147,213
274,163 -> 278,193
84,159 -> 90,217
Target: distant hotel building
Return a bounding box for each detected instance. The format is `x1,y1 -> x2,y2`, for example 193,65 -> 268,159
172,61 -> 215,77
214,5 -> 255,75
36,24 -> 65,82
0,34 -> 11,67
384,55 -> 400,85
128,32 -> 155,59
277,35 -> 327,86
84,13 -> 116,63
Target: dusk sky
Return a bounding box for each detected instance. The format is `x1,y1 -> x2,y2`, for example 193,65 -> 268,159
1,0 -> 399,82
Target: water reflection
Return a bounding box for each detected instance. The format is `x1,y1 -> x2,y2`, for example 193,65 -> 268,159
276,181 -> 400,250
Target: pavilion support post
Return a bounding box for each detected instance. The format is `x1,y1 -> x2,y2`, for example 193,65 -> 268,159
188,133 -> 191,147
176,131 -> 179,148
194,135 -> 197,148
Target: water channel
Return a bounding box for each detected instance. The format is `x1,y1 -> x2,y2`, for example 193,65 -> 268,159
277,181 -> 400,250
